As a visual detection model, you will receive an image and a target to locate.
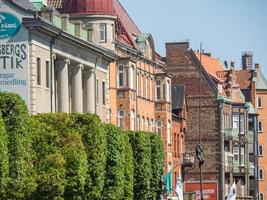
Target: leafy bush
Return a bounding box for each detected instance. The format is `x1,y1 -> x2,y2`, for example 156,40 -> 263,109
70,114 -> 106,200
150,133 -> 164,200
123,132 -> 134,200
0,92 -> 36,199
129,132 -> 152,200
31,113 -> 88,200
102,124 -> 125,200
0,114 -> 9,199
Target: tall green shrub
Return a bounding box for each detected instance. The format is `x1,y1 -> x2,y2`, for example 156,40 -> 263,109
0,114 -> 9,199
123,132 -> 134,200
71,114 -> 106,200
31,113 -> 88,200
0,92 -> 36,199
31,119 -> 66,200
102,124 -> 125,200
150,133 -> 164,200
129,132 -> 152,200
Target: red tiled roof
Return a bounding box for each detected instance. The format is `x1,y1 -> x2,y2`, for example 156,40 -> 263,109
195,53 -> 224,81
235,70 -> 253,89
113,0 -> 141,48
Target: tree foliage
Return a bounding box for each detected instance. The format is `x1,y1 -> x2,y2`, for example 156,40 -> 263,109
0,92 -> 36,199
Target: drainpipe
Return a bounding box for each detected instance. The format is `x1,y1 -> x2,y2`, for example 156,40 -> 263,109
94,56 -> 99,114
219,101 -> 225,200
50,37 -> 56,112
254,114 -> 259,200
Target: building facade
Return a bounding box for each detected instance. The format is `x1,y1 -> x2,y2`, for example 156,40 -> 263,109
0,0 -> 116,123
53,0 -> 173,173
235,53 -> 267,200
165,42 -> 257,200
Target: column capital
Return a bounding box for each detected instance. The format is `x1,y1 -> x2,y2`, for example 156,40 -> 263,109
64,59 -> 70,65
52,53 -> 57,60
78,64 -> 84,70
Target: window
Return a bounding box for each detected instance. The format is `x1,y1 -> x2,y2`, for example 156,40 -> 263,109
223,114 -> 230,129
257,97 -> 263,108
233,114 -> 244,134
240,147 -> 245,166
146,118 -> 149,131
102,81 -> 106,105
118,109 -> 124,129
145,77 -> 148,99
46,61 -> 50,88
130,65 -> 135,89
163,83 -> 166,100
96,79 -> 99,104
150,78 -> 153,100
167,120 -> 171,145
156,80 -> 161,100
141,75 -> 143,97
126,68 -> 129,87
136,74 -> 139,95
167,80 -> 170,101
130,110 -> 135,131
142,116 -> 145,131
151,119 -> 154,132
118,65 -> 124,87
259,193 -> 264,200
259,168 -> 264,180
156,120 -> 162,136
259,145 -> 263,156
37,57 -> 41,85
258,121 -> 263,133
137,115 -> 140,131
233,146 -> 239,165
99,23 -> 106,42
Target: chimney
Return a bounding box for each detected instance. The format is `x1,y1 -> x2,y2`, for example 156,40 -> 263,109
165,42 -> 190,64
242,52 -> 253,70
230,61 -> 235,70
255,63 -> 260,69
203,53 -> 211,57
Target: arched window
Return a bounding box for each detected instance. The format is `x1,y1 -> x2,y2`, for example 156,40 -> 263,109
151,119 -> 154,132
137,115 -> 140,131
142,116 -> 145,131
156,120 -> 162,136
118,109 -> 124,129
156,80 -> 161,100
166,80 -> 171,102
146,118 -> 149,131
130,110 -> 135,131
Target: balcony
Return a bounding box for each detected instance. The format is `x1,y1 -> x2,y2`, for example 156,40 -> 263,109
246,131 -> 254,144
225,153 -> 233,172
224,128 -> 239,141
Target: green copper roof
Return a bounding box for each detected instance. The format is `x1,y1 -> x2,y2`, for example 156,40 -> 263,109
217,94 -> 231,103
255,71 -> 267,89
246,102 -> 257,114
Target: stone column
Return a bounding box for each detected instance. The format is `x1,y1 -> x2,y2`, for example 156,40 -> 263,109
85,69 -> 95,113
58,59 -> 70,113
73,64 -> 83,113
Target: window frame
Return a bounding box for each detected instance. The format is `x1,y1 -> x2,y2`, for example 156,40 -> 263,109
156,79 -> 161,100
118,64 -> 124,87
258,121 -> 263,133
259,193 -> 264,200
257,97 -> 263,109
45,60 -> 50,88
99,23 -> 106,42
118,109 -> 124,129
259,168 -> 264,180
259,145 -> 263,156
102,81 -> 106,106
37,57 -> 41,86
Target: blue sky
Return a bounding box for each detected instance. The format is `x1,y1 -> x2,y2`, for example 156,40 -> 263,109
120,0 -> 267,74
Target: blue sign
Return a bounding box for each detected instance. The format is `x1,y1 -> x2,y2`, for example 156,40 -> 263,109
0,12 -> 21,40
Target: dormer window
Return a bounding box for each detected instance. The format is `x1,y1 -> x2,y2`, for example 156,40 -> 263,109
99,23 -> 106,42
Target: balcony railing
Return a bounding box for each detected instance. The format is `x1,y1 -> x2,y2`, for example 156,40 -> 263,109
224,128 -> 239,141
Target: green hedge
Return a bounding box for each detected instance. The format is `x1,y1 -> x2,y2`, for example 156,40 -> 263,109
0,114 -> 9,199
70,113 -> 106,200
0,92 -> 36,200
102,124 -> 125,200
129,131 -> 152,200
150,133 -> 164,200
0,92 -> 165,200
123,133 -> 134,200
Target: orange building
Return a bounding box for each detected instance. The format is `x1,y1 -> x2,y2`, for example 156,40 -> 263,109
235,52 -> 267,200
48,0 -> 173,172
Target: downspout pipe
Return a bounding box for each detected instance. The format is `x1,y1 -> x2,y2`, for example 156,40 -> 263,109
50,37 -> 55,112
94,56 -> 99,114
218,100 -> 225,200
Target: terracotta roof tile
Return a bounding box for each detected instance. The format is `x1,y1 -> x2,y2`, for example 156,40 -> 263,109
235,70 -> 253,89
195,53 -> 224,80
